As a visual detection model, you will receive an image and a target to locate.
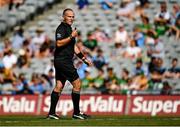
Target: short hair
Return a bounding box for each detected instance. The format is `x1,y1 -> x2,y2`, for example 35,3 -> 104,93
172,58 -> 178,62
62,8 -> 73,16
122,68 -> 129,75
136,58 -> 142,64
107,67 -> 113,71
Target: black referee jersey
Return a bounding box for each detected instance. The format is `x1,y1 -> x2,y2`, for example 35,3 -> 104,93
54,22 -> 79,83
54,22 -> 76,61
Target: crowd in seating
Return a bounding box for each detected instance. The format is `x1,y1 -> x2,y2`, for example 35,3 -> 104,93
0,0 -> 180,95
0,0 -> 62,37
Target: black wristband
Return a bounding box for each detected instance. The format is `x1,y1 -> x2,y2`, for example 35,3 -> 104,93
77,52 -> 84,59
83,58 -> 90,66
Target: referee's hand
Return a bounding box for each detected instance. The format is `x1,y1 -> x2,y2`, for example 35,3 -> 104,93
71,28 -> 78,38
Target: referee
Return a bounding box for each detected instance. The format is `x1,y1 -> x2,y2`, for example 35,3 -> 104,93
47,8 -> 93,120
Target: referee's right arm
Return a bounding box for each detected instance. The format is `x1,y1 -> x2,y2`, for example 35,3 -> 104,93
56,29 -> 78,47
56,36 -> 72,47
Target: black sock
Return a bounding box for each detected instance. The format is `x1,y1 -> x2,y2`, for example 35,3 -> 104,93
49,91 -> 60,115
71,90 -> 80,115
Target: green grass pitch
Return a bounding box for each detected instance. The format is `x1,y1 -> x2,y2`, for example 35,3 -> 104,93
0,115 -> 180,126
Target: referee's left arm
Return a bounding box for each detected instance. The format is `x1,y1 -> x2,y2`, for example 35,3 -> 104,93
74,44 -> 85,59
74,45 -> 93,66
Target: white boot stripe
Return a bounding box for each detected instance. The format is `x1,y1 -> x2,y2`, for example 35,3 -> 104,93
49,115 -> 59,119
73,115 -> 85,119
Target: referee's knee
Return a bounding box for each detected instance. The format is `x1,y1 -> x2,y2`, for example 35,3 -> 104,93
73,86 -> 81,92
54,81 -> 64,92
72,78 -> 81,92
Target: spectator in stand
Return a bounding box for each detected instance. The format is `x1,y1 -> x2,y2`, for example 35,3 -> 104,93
17,49 -> 31,68
117,68 -> 130,94
43,36 -> 55,54
36,43 -> 51,59
135,0 -> 150,17
145,30 -> 157,50
81,67 -> 93,89
2,78 -> 24,95
0,65 -> 16,84
123,39 -> 142,60
31,28 -> 46,53
83,32 -> 98,51
169,58 -> 180,73
154,2 -> 171,36
148,58 -> 166,91
2,49 -> 17,70
154,2 -> 171,24
168,16 -> 180,40
76,0 -> 89,10
154,58 -> 166,75
98,0 -> 115,13
111,42 -> 124,60
92,48 -> 108,70
92,69 -> 105,90
114,23 -> 129,46
161,81 -> 172,95
0,65 -> 16,94
0,39 -> 11,69
18,73 -> 33,94
29,73 -> 45,94
76,60 -> 88,79
92,27 -> 110,42
171,3 -> 180,26
133,26 -> 145,48
2,38 -> 12,55
165,58 -> 180,79
138,0 -> 150,8
116,0 -> 141,20
148,57 -> 158,73
147,36 -> 164,58
133,59 -> 148,76
41,74 -> 53,94
149,69 -> 164,91
21,38 -> 36,58
12,26 -> 25,50
104,67 -> 119,94
99,68 -> 117,94
148,58 -> 165,75
137,14 -> 153,35
42,68 -> 56,90
100,78 -> 111,94
129,73 -> 148,91
11,79 -> 24,94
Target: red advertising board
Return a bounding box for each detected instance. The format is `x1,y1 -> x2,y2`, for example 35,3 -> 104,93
0,95 -> 39,115
40,95 -> 127,116
0,95 -> 180,116
129,96 -> 180,116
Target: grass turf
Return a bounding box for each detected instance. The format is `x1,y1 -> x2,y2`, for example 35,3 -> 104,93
0,115 -> 180,126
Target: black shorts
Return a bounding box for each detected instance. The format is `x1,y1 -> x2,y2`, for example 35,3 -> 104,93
54,60 -> 79,84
